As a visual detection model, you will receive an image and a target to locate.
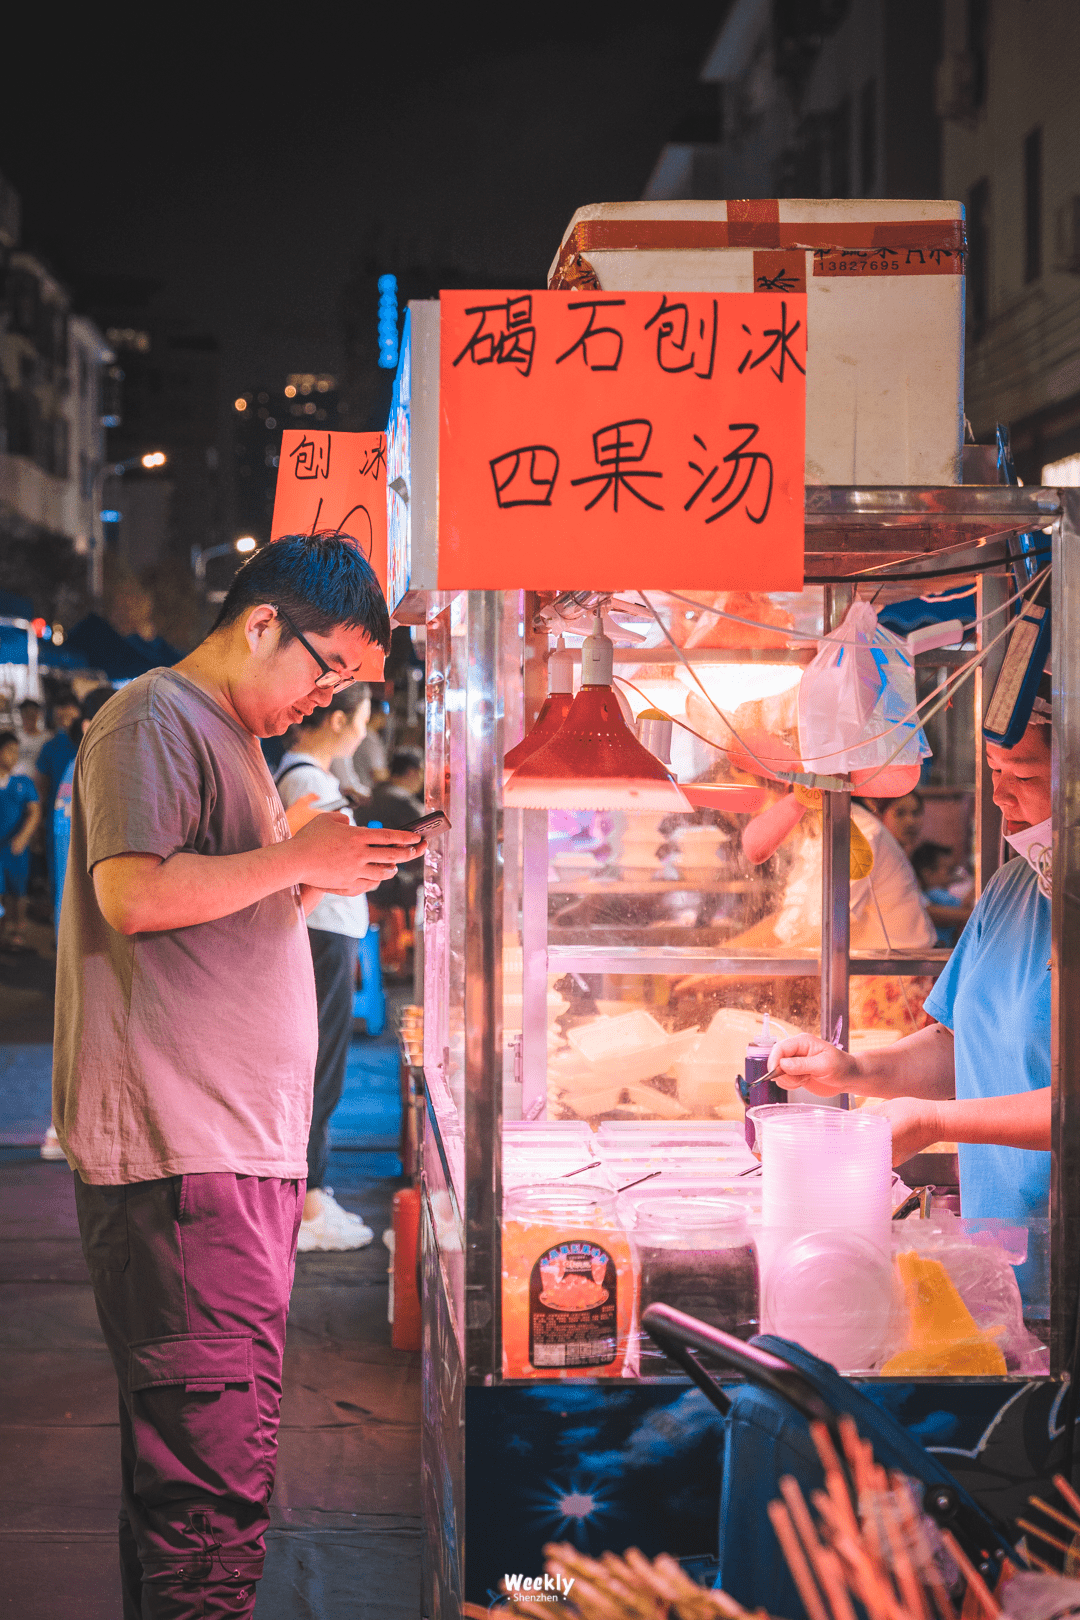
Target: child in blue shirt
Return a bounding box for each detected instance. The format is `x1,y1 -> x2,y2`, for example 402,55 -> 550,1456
0,729 -> 42,950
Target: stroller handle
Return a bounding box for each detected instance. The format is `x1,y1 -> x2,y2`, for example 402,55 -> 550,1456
641,1304 -> 857,1503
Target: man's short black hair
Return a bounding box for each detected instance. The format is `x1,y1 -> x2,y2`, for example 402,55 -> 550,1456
390,749 -> 423,779
211,533 -> 392,654
0,730 -> 17,750
912,840 -> 953,883
18,698 -> 40,711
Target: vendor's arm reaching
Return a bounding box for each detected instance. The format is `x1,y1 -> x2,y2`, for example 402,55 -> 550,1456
93,814 -> 423,934
767,1024 -> 1051,1163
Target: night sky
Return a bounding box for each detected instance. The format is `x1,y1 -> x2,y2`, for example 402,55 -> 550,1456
3,12 -> 728,399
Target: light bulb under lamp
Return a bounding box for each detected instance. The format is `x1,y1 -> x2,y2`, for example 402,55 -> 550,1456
620,678 -> 689,721
674,663 -> 802,709
504,616 -> 690,812
503,636 -> 575,782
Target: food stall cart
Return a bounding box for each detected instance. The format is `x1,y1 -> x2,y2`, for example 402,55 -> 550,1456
384,206 -> 1080,1618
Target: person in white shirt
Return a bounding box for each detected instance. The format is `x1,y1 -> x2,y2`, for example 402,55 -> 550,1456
275,683 -> 375,1251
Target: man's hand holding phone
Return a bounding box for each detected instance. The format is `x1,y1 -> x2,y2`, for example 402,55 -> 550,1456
291,814 -> 427,896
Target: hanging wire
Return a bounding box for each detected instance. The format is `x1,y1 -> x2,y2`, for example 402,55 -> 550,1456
631,567 -> 1050,785
662,563 -> 1048,648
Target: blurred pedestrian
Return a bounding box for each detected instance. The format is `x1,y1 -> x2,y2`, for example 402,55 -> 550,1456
33,686 -> 80,897
912,839 -> 973,948
346,695 -> 390,793
16,697 -> 48,773
0,729 -> 41,951
863,789 -> 924,858
368,748 -> 426,914
53,533 -> 423,1619
274,684 -> 377,1252
41,684 -> 116,1162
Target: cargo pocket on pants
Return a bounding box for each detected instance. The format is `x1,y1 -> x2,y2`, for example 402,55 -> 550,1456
128,1335 -> 265,1507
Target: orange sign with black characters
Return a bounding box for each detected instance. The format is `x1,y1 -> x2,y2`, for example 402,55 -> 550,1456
271,429 -> 388,679
438,289 -> 805,590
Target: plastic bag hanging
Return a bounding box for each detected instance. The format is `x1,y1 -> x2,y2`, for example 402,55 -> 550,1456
798,601 -> 931,795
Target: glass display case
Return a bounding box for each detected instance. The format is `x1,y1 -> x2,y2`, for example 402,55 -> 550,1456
407,482 -> 1080,1618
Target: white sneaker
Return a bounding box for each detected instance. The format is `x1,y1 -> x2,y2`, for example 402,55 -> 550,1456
40,1124 -> 67,1163
297,1191 -> 374,1252
321,1188 -> 368,1228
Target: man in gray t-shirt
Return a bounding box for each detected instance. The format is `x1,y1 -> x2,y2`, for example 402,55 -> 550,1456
55,535 -> 422,1619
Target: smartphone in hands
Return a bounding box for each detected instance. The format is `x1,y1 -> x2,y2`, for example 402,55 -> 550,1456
401,810 -> 452,839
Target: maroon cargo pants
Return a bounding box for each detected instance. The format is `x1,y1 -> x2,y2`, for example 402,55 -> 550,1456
74,1171 -> 304,1619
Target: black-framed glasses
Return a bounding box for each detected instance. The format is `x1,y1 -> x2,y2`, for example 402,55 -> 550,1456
275,606 -> 356,691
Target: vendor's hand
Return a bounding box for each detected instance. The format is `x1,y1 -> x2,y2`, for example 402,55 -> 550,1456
768,1033 -> 860,1096
861,1096 -> 943,1166
10,837 -> 28,857
290,814 -> 425,895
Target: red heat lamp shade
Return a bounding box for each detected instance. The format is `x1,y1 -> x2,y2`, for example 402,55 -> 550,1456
503,636 -> 575,781
504,618 -> 690,812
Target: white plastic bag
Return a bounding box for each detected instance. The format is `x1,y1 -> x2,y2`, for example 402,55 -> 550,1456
798,601 -> 930,787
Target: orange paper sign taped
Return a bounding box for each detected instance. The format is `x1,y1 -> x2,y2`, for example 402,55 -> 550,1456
270,429 -> 389,679
438,289 -> 805,591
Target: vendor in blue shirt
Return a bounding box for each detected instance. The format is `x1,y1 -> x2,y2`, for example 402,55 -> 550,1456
768,715 -> 1052,1229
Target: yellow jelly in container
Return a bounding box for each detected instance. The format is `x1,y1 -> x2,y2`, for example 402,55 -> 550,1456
880,1250 -> 1007,1377
502,1183 -> 635,1379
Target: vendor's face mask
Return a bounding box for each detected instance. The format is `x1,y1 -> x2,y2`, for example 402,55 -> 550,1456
1004,816 -> 1053,899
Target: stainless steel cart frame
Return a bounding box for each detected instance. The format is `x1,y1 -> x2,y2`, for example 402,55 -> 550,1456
415,484 -> 1080,1617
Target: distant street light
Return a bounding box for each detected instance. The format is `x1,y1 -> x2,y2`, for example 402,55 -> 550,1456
191,536 -> 260,582
90,450 -> 170,599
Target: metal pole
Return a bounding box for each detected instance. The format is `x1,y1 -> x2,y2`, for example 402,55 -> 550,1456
1051,493 -> 1080,1378
463,590 -> 503,1383
973,571 -> 1009,898
820,585 -> 852,1058
519,599 -> 550,1121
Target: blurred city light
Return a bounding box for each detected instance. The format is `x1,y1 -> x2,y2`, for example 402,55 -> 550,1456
141,451 -> 167,468
235,536 -> 257,553
378,273 -> 399,369
100,509 -> 121,523
234,397 -> 248,411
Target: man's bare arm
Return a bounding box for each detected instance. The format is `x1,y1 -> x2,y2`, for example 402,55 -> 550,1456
93,816 -> 422,935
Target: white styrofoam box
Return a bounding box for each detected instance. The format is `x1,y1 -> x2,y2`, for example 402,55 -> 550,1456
548,200 -> 965,487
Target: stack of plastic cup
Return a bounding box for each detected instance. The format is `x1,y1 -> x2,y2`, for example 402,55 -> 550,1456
751,1104 -> 895,1371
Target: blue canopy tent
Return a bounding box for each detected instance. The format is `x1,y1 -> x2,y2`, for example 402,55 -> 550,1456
61,615 -> 158,682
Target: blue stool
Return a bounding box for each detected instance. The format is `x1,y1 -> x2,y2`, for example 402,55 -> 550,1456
353,925 -> 386,1036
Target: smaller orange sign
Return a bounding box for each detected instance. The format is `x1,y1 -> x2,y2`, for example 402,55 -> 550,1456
270,429 -> 389,679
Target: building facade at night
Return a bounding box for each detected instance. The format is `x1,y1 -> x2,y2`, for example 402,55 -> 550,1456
0,172 -> 110,618
937,0 -> 1080,481
645,0 -> 1080,484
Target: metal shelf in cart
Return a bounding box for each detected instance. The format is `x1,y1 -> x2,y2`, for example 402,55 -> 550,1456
415,484 -> 1080,1618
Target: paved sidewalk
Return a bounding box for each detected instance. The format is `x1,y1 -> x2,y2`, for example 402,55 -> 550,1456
0,993 -> 421,1619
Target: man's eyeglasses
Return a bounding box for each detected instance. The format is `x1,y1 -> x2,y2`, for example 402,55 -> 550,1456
275,606 -> 357,692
